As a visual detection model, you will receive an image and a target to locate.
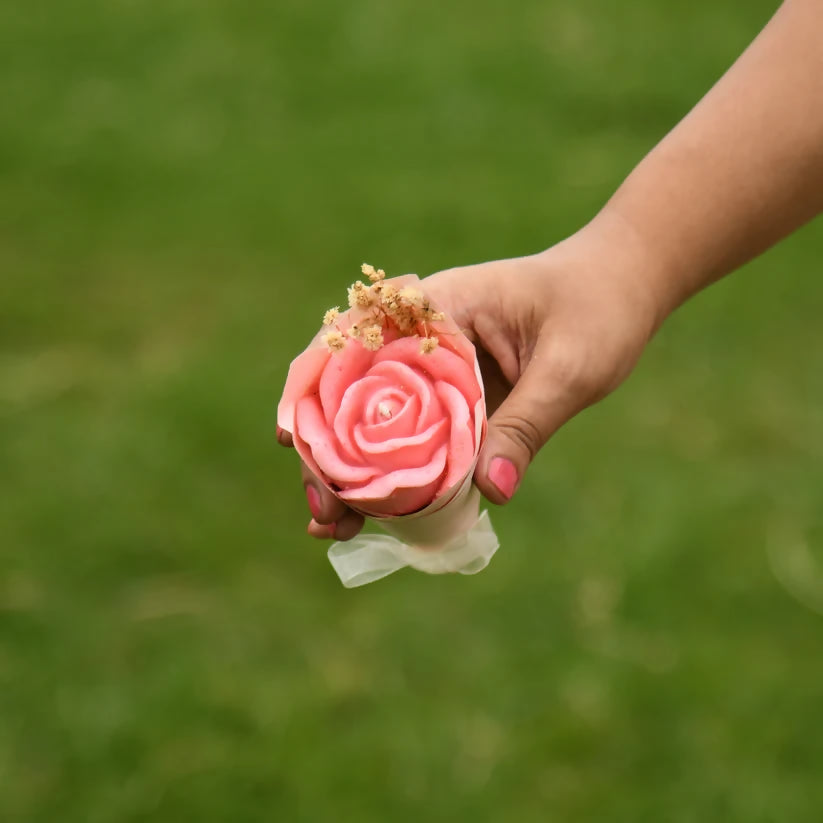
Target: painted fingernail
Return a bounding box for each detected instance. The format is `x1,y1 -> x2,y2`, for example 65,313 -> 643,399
305,485 -> 322,520
488,457 -> 519,500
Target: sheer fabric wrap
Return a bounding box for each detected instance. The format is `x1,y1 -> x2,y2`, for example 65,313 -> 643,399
328,474 -> 499,587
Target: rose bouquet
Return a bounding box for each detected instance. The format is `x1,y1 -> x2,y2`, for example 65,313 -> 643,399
278,265 -> 498,587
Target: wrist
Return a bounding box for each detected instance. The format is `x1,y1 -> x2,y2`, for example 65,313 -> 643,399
577,204 -> 681,337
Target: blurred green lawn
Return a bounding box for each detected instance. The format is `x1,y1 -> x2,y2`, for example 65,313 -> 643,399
2,0 -> 823,820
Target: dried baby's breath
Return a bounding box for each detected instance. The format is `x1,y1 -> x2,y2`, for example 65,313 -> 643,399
348,281 -> 375,309
398,287 -> 424,307
361,263 -> 386,283
321,330 -> 346,353
362,324 -> 384,351
329,263 -> 450,354
380,282 -> 398,305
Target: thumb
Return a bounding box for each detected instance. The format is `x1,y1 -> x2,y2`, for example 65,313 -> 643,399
474,349 -> 585,504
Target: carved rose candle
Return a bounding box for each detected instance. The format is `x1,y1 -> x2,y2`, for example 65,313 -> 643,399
278,266 -> 498,586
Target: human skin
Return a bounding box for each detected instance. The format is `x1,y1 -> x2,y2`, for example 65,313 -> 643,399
280,0 -> 823,541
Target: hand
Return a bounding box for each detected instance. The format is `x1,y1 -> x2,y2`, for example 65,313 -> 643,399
278,210 -> 666,541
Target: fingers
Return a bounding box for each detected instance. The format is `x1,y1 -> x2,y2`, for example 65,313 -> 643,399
282,428 -> 362,540
300,462 -> 365,540
307,508 -> 365,541
474,343 -> 592,505
301,462 -> 347,525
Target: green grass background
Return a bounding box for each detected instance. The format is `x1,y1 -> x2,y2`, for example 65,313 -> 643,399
2,1 -> 823,820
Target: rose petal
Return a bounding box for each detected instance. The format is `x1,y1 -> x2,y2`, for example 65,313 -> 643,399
373,338 -> 481,409
357,393 -> 420,442
434,381 -> 474,495
349,484 -> 443,517
354,416 -> 447,455
347,481 -> 443,517
296,395 -> 378,486
319,340 -> 375,427
367,360 -> 443,430
333,375 -> 391,463
292,433 -> 330,491
339,443 -> 448,516
277,347 -> 330,434
354,417 -> 446,475
364,387 -> 408,427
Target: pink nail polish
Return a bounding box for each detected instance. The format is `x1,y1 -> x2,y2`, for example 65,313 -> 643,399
488,457 -> 519,500
305,485 -> 322,520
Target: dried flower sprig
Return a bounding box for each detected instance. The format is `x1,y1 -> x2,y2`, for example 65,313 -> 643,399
321,330 -> 346,352
322,264 -> 446,354
348,281 -> 376,310
362,324 -> 384,351
361,263 -> 386,283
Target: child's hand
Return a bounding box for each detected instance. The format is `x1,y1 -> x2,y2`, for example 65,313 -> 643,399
281,0 -> 823,541
279,213 -> 664,540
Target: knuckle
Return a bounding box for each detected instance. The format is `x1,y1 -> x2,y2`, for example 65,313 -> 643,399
493,416 -> 544,461
546,346 -> 604,404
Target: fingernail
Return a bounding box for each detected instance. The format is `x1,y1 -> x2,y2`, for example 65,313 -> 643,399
488,457 -> 519,500
305,485 -> 322,520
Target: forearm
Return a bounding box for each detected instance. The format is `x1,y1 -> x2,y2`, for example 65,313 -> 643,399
600,0 -> 823,322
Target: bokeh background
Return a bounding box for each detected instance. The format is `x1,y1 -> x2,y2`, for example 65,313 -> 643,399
2,0 -> 823,820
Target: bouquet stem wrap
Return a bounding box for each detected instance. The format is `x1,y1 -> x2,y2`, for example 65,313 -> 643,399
328,475 -> 499,588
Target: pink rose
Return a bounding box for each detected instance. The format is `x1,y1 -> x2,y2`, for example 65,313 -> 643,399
278,275 -> 486,517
